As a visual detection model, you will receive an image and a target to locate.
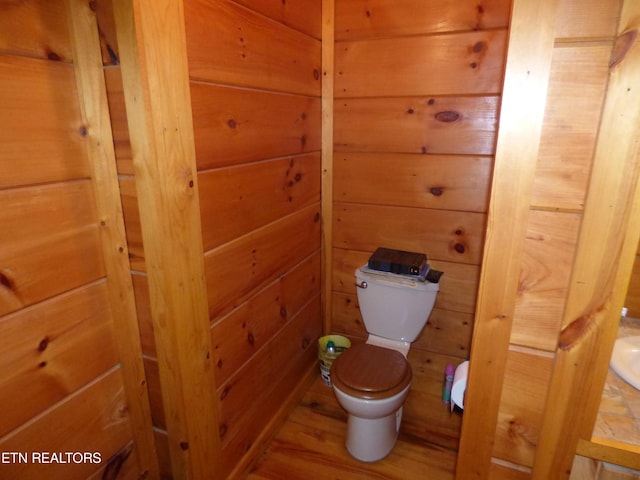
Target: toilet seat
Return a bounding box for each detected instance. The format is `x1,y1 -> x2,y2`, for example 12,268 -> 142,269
331,343 -> 412,400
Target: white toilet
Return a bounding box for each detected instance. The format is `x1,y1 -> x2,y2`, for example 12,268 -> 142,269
330,265 -> 439,462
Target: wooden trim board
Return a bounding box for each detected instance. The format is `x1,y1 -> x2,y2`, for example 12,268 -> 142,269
113,1 -> 221,478
456,0 -> 561,477
64,1 -> 159,477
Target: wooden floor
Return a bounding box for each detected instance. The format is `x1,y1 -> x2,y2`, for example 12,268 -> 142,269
247,375 -> 458,480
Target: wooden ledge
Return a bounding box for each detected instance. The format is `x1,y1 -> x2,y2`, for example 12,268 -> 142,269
577,437 -> 640,471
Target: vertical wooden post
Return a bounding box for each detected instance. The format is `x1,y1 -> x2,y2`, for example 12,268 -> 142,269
321,0 -> 335,334
533,2 -> 640,477
64,1 -> 159,477
455,0 -> 560,477
113,1 -> 221,479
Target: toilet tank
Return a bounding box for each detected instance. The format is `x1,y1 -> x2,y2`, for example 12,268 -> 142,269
355,266 -> 439,343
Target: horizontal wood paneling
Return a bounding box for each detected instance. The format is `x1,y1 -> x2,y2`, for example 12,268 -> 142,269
334,96 -> 499,155
532,44 -> 612,211
335,0 -> 511,40
0,367 -> 132,480
92,0 -> 119,66
199,153 -> 321,250
403,348 -> 465,449
419,307 -> 475,359
219,297 -> 322,476
0,282 -> 118,437
217,297 -> 320,431
0,54 -> 89,188
205,204 -> 321,319
0,223 -> 105,316
232,0 -> 322,39
0,1 -> 72,61
191,82 -> 321,170
334,153 -> 492,212
333,203 -> 486,265
1,4 -> 142,478
87,443 -> 139,480
0,180 -> 96,242
490,462 -> 532,480
511,210 -> 581,351
493,349 -> 554,467
118,177 -> 145,272
132,273 -> 154,356
185,0 -> 321,96
211,253 -> 320,386
142,357 -> 165,430
335,30 -> 507,97
103,67 -> 133,175
555,0 -> 622,39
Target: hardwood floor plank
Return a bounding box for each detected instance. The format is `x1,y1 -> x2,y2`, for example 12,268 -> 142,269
247,377 -> 457,480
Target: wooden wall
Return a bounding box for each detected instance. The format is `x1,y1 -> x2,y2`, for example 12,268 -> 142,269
0,1 -> 156,479
457,0 -> 640,478
99,0 -> 324,478
624,243 -> 640,317
330,0 -> 511,449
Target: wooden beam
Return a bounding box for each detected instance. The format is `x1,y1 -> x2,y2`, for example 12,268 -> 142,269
112,1 -> 221,479
533,2 -> 640,477
455,0 -> 560,477
321,0 -> 335,335
63,1 -> 159,477
577,438 -> 640,472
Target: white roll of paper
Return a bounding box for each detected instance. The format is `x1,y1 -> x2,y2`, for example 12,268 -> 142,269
451,360 -> 469,411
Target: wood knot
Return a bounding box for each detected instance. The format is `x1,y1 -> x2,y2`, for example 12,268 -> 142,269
220,386 -> 230,400
180,441 -> 189,451
247,332 -> 255,346
454,243 -> 466,254
473,41 -> 485,53
46,49 -> 62,61
430,187 -> 444,196
435,111 -> 461,123
38,337 -> 50,352
0,272 -> 15,290
227,119 -> 237,129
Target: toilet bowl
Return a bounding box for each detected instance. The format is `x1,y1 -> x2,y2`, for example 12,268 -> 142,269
331,343 -> 412,461
330,264 -> 440,462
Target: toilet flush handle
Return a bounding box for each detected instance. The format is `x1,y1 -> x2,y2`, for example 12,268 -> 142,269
356,280 -> 368,289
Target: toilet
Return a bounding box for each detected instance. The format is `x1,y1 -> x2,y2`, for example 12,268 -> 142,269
330,265 -> 439,462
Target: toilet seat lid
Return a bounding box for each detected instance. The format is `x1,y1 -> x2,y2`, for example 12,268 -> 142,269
331,343 -> 412,400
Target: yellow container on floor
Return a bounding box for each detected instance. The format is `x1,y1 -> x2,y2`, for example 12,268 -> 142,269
318,335 -> 351,386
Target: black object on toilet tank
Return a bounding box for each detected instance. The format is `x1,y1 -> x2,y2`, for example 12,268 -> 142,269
367,247 -> 443,283
425,268 -> 444,284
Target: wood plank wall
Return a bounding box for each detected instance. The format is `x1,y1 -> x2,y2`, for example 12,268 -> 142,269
624,243 -> 640,317
0,1 -> 147,478
99,0 -> 323,477
457,0 -> 632,478
331,0 -> 510,449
